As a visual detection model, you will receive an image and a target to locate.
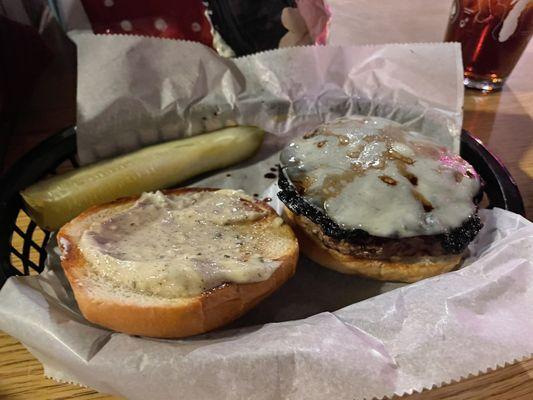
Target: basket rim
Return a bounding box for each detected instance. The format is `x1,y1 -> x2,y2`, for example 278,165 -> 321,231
0,126 -> 76,286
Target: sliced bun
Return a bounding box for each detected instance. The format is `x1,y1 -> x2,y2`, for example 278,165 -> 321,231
57,188 -> 298,338
285,209 -> 462,283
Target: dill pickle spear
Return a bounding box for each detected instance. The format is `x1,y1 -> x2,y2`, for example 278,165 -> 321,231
21,126 -> 264,231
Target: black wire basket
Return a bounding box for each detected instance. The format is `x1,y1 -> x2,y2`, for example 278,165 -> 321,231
0,127 -> 525,288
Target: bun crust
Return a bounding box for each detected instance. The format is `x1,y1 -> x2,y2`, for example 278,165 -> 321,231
57,188 -> 298,338
285,209 -> 462,283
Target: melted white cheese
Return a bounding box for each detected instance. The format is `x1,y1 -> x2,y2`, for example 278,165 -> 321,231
79,190 -> 280,298
280,116 -> 480,237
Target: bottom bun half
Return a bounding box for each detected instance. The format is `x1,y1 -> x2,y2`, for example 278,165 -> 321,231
284,209 -> 462,283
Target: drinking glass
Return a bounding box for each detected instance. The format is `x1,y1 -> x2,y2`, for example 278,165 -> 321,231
445,0 -> 533,91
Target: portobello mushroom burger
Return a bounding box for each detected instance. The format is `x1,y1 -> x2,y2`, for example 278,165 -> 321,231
278,116 -> 483,282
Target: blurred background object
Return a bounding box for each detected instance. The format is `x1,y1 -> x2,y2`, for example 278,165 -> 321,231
326,0 -> 452,44
53,0 -> 328,55
76,0 -> 213,45
445,0 -> 533,92
206,0 -> 320,55
207,0 -> 297,55
0,0 -> 76,174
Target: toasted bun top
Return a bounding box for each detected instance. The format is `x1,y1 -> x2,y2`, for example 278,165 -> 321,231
280,116 -> 480,238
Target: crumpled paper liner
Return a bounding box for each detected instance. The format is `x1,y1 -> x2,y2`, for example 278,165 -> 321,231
0,209 -> 532,399
73,32 -> 463,163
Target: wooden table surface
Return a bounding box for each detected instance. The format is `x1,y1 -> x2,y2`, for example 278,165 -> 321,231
1,45 -> 532,400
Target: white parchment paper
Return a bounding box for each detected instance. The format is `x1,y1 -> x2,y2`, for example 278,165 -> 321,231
0,209 -> 532,400
73,32 -> 464,163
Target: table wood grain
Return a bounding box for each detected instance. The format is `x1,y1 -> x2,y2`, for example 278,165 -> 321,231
1,47 -> 532,400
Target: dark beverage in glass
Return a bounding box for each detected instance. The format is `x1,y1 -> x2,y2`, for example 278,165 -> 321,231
445,0 -> 533,91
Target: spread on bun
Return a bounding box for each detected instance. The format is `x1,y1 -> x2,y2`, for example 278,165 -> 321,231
278,116 -> 482,282
58,188 -> 298,338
